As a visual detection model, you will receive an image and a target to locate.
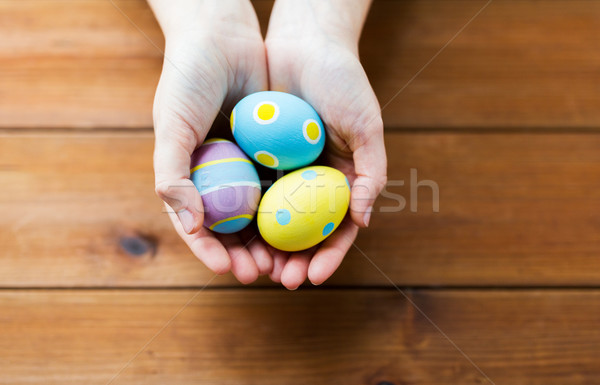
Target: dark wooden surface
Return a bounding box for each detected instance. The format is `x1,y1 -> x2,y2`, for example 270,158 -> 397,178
0,0 -> 599,383
4,1 -> 600,129
2,133 -> 600,287
1,289 -> 599,384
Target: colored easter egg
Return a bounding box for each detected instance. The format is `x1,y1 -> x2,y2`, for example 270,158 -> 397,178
257,166 -> 350,251
190,138 -> 261,234
231,91 -> 325,170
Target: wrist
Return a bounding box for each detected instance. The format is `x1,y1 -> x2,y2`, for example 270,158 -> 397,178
148,0 -> 260,42
266,0 -> 371,52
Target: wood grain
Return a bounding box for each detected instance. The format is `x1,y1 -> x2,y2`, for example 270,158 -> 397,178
0,0 -> 163,129
1,289 -> 598,384
3,0 -> 600,129
2,2 -> 596,383
2,132 -> 599,287
361,0 -> 600,129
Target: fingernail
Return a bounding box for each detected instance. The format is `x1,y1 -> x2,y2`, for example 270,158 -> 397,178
363,206 -> 373,227
177,209 -> 195,233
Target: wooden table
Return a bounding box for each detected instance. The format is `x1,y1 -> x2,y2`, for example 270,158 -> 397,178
1,1 -> 599,383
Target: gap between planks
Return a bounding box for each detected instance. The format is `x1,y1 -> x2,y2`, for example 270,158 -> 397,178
3,127 -> 600,136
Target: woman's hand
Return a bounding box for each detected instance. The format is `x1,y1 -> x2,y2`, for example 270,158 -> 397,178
149,0 -> 273,283
265,0 -> 387,289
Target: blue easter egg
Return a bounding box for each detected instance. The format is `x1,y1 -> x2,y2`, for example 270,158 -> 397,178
230,91 -> 325,170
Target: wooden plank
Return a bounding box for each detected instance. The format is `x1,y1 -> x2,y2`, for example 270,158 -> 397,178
1,132 -> 600,287
351,131 -> 600,286
3,1 -> 600,129
0,0 -> 163,129
361,0 -> 600,129
1,289 -> 599,384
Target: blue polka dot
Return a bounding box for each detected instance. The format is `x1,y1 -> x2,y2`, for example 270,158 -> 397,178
301,169 -> 317,180
276,209 -> 291,225
322,222 -> 335,236
344,176 -> 351,189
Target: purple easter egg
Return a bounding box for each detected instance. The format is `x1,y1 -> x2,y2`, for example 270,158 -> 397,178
190,138 -> 261,233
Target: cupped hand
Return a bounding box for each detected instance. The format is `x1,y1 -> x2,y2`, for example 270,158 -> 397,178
150,1 -> 273,283
265,8 -> 388,289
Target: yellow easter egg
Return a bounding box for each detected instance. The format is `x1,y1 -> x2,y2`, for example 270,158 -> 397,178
257,166 -> 351,252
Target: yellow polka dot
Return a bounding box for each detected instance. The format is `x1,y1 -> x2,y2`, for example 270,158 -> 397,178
306,122 -> 320,140
230,109 -> 235,132
257,103 -> 275,121
302,119 -> 322,144
256,152 -> 276,167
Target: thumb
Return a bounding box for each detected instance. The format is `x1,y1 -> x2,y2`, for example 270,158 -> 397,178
154,130 -> 204,234
349,116 -> 387,228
